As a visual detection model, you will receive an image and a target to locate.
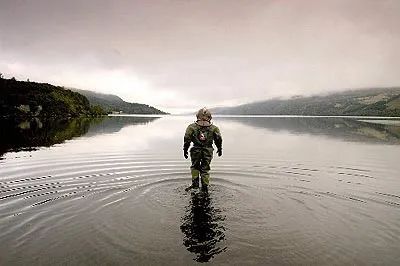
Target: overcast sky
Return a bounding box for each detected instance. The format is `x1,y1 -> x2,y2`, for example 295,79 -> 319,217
1,0 -> 399,113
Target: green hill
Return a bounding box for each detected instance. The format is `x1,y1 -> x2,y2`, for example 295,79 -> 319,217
212,88 -> 400,117
0,77 -> 105,119
71,88 -> 168,115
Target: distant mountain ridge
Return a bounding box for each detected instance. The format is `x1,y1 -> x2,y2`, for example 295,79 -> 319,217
71,88 -> 168,114
212,87 -> 400,117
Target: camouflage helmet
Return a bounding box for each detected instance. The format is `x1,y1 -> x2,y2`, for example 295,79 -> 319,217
196,107 -> 212,126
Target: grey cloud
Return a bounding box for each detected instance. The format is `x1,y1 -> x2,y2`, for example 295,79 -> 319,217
1,0 -> 399,112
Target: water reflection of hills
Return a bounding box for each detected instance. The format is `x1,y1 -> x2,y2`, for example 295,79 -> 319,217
222,117 -> 400,144
84,116 -> 159,136
0,116 -> 159,158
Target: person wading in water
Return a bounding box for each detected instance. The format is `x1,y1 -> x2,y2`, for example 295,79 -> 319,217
183,108 -> 223,191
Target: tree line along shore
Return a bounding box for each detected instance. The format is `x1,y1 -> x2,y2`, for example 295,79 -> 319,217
0,76 -> 167,119
2,75 -> 400,119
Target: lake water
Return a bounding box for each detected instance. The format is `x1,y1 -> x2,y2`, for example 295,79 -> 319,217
1,115 -> 400,265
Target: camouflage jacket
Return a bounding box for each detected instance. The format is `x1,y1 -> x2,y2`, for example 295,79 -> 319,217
183,122 -> 222,151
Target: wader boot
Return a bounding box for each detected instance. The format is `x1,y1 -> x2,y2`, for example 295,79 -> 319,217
191,168 -> 200,189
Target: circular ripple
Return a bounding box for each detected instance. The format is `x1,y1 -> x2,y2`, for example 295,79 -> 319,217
1,152 -> 400,265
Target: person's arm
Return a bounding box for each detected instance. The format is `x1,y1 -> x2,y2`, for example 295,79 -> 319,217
213,126 -> 223,156
183,125 -> 193,159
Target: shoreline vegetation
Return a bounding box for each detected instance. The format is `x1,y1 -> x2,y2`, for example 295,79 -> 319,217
0,76 -> 167,120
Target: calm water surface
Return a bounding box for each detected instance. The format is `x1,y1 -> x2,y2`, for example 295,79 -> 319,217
0,115 -> 400,265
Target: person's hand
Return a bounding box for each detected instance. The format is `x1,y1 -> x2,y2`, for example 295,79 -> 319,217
217,149 -> 222,157
184,150 -> 188,159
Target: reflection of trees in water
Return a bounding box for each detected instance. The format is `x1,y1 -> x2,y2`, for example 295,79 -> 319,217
219,117 -> 400,144
180,191 -> 226,263
0,118 -> 99,157
0,116 -> 160,157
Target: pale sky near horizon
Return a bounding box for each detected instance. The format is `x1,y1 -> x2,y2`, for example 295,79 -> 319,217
1,0 -> 399,114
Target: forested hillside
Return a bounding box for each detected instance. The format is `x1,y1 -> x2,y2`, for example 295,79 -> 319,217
0,77 -> 105,119
212,88 -> 400,116
72,89 -> 167,114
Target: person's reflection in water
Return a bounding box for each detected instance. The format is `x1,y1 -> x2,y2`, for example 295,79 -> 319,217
180,190 -> 226,262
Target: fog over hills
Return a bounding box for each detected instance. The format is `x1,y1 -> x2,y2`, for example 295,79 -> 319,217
1,0 -> 399,112
212,87 -> 400,117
